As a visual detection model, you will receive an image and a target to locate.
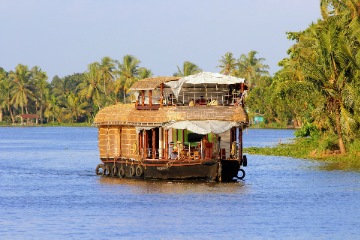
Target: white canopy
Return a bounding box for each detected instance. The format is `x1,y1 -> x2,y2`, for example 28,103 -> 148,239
164,120 -> 239,135
165,72 -> 245,99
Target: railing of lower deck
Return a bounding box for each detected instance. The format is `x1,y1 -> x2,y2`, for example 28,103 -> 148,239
140,146 -> 241,161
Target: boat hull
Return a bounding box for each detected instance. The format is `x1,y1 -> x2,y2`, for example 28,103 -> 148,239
97,159 -> 242,182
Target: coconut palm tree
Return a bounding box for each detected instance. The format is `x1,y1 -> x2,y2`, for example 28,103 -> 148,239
138,67 -> 153,79
236,50 -> 269,88
0,68 -> 9,122
174,61 -> 202,77
291,14 -> 360,154
114,55 -> 140,103
99,56 -> 115,94
62,92 -> 90,123
320,0 -> 360,20
43,94 -> 62,123
0,69 -> 16,123
218,52 -> 236,76
78,62 -> 104,110
31,66 -> 49,123
9,64 -> 34,124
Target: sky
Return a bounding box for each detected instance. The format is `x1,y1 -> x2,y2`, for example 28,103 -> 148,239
0,0 -> 321,81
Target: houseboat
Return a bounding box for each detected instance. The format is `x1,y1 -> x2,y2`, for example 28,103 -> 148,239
93,72 -> 249,182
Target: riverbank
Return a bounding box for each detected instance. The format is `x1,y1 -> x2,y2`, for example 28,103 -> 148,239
0,122 -> 93,127
244,137 -> 360,171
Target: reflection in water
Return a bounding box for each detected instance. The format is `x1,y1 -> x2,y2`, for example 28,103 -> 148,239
98,177 -> 246,194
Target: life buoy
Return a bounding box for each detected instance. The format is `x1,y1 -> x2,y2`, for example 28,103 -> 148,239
111,165 -> 118,176
129,165 -> 135,176
242,155 -> 248,167
118,167 -> 125,178
238,169 -> 245,180
95,164 -> 103,175
103,165 -> 110,176
136,165 -> 143,177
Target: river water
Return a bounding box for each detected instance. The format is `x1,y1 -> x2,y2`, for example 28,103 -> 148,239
0,127 -> 359,239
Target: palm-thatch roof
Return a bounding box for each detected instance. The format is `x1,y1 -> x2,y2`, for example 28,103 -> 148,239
129,76 -> 180,91
93,104 -> 248,127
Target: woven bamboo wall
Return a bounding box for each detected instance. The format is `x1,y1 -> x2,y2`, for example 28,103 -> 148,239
98,127 -> 121,158
120,126 -> 138,159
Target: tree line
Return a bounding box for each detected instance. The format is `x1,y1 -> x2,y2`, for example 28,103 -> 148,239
0,52 -> 268,124
245,0 -> 360,155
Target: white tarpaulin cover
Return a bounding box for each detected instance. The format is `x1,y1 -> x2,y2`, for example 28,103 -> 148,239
164,120 -> 239,134
165,72 -> 245,99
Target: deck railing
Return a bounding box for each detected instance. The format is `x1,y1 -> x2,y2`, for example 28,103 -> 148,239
141,146 -> 240,161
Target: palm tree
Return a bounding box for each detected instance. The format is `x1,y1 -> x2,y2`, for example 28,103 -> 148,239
0,68 -> 8,122
218,52 -> 236,75
31,66 -> 49,123
174,61 -> 202,77
236,50 -> 269,88
62,92 -> 89,123
51,75 -> 67,97
9,64 -> 34,124
99,57 -> 115,94
114,55 -> 140,103
0,69 -> 16,123
138,67 -> 153,79
320,0 -> 360,20
320,0 -> 343,19
78,62 -> 104,110
43,94 -> 62,123
290,12 -> 360,154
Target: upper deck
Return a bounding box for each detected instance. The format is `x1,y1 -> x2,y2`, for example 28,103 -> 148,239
129,72 -> 247,110
93,72 -> 249,128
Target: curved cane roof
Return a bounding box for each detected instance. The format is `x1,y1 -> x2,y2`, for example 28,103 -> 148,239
93,104 -> 248,127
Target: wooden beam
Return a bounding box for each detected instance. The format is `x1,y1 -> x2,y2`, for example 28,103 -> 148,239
239,128 -> 243,161
119,127 -> 122,157
159,127 -> 163,159
141,90 -> 145,106
237,127 -> 242,161
149,90 -> 153,107
135,105 -> 160,110
160,83 -> 164,107
137,129 -> 142,158
230,127 -> 235,151
152,128 -> 156,159
164,129 -> 169,159
143,130 -> 147,159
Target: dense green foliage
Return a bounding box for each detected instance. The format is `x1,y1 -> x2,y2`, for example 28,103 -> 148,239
245,1 -> 360,156
0,55 -> 153,124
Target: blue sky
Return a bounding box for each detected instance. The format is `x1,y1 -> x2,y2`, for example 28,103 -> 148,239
0,0 -> 321,80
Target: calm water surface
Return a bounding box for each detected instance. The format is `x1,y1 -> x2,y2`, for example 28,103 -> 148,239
0,127 -> 359,240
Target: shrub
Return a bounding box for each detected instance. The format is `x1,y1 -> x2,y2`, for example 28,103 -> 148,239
294,122 -> 319,138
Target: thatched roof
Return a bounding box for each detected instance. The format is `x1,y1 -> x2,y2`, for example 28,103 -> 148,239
129,76 -> 181,91
93,104 -> 248,126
